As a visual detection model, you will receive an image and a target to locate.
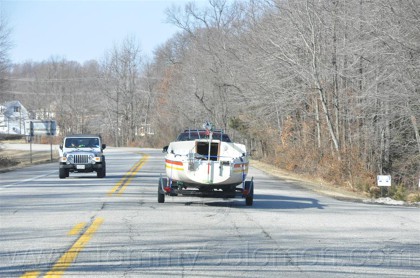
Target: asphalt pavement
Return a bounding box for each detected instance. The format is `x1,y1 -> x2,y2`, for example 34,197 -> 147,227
0,148 -> 419,277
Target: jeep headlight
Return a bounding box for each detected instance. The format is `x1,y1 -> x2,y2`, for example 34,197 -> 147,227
67,155 -> 74,164
90,155 -> 101,163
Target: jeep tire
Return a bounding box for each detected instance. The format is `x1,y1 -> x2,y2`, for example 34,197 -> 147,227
59,168 -> 66,179
97,158 -> 106,178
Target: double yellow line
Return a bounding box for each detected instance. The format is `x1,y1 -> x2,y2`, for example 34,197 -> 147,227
21,153 -> 149,278
44,217 -> 104,277
21,217 -> 104,278
108,153 -> 149,196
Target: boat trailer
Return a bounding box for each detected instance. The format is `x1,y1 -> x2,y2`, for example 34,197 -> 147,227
158,176 -> 254,206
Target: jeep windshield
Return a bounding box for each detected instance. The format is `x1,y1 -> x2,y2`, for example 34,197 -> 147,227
65,138 -> 99,148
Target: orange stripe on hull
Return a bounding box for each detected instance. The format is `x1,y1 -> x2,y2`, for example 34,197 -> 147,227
166,159 -> 184,171
165,159 -> 184,166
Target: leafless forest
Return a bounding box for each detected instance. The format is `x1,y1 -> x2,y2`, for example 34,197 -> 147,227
1,0 -> 419,197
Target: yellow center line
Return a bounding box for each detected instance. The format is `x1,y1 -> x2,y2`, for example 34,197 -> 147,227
21,152 -> 149,277
107,162 -> 140,195
67,222 -> 87,236
44,217 -> 104,278
20,271 -> 40,278
118,157 -> 148,195
108,153 -> 149,196
107,160 -> 140,195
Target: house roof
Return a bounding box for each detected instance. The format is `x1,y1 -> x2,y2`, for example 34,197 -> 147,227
1,100 -> 29,118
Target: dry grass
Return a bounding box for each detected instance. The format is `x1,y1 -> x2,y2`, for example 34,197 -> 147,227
250,159 -> 367,201
0,149 -> 57,171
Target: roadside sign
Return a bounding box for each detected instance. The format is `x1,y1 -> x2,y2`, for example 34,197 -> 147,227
377,175 -> 391,187
25,120 -> 56,136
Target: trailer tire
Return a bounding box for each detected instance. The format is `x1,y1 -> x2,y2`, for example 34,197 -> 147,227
158,178 -> 166,203
245,180 -> 254,206
158,191 -> 165,203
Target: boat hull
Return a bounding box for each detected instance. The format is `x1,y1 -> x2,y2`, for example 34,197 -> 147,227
165,139 -> 248,188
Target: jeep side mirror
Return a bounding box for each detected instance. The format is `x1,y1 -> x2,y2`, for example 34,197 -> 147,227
102,144 -> 106,150
59,145 -> 63,150
162,146 -> 168,153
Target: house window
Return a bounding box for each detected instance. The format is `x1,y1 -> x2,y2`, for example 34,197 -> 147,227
14,106 -> 21,112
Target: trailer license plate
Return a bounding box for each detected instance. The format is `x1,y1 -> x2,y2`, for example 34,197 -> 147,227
76,165 -> 85,169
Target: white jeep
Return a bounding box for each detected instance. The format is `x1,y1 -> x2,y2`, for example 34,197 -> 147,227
58,134 -> 106,179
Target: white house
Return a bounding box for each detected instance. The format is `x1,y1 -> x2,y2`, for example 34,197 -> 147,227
0,100 -> 30,135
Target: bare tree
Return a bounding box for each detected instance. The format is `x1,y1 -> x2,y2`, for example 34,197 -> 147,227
165,0 -> 249,129
0,7 -> 12,101
8,58 -> 103,137
5,0 -> 418,188
101,36 -> 145,146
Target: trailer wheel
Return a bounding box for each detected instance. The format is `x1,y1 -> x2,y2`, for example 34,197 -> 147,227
244,180 -> 254,206
158,178 -> 167,203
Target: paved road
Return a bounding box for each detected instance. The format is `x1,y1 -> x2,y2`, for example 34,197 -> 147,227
0,148 -> 419,277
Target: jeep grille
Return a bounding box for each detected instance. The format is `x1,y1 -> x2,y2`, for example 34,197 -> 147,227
74,154 -> 89,164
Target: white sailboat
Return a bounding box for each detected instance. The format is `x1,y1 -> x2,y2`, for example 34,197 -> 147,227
159,123 -> 254,206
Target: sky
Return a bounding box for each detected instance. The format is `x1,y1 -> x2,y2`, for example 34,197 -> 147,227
2,0 -> 204,64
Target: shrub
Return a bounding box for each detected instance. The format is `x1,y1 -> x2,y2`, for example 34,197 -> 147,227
406,193 -> 420,203
369,186 -> 381,198
0,155 -> 20,168
390,184 -> 407,201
